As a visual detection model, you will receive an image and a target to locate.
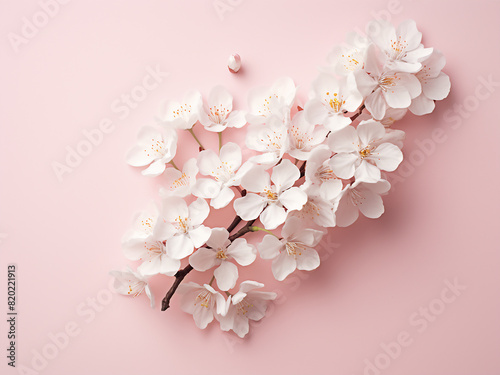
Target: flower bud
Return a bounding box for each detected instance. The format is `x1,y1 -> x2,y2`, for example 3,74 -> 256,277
228,54 -> 241,73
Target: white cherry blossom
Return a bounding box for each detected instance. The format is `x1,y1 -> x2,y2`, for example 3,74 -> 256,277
178,282 -> 227,329
409,50 -> 451,115
192,142 -> 251,209
328,120 -> 403,183
162,197 -> 211,259
217,281 -> 277,338
355,45 -> 421,120
324,32 -> 371,76
110,267 -> 155,308
367,19 -> 433,73
335,180 -> 391,227
289,186 -> 338,228
189,228 -> 256,291
258,217 -> 324,281
126,126 -> 178,177
304,73 -> 363,132
246,115 -> 290,166
157,90 -> 202,130
303,145 -> 343,201
199,86 -> 246,132
160,158 -> 198,198
287,111 -> 328,160
234,159 -> 307,229
246,77 -> 296,125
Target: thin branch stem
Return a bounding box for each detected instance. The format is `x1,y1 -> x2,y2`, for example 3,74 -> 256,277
350,104 -> 365,122
161,216 -> 255,311
187,128 -> 205,150
218,132 -> 223,151
227,216 -> 242,233
169,159 -> 180,170
229,219 -> 257,242
250,226 -> 279,238
161,264 -> 193,311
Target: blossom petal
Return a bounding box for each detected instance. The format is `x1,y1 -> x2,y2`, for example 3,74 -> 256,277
296,248 -> 320,271
370,143 -> 403,172
162,197 -> 188,223
327,125 -> 358,153
192,178 -> 221,199
258,235 -> 283,259
357,120 -> 386,146
188,225 -> 211,248
335,190 -> 359,227
354,160 -> 381,182
227,238 -> 256,266
219,142 -> 242,172
409,94 -> 435,115
206,227 -> 230,249
357,187 -> 385,219
211,186 -> 235,209
189,248 -> 217,271
423,72 -> 451,100
141,160 -> 166,177
260,204 -> 287,230
329,153 -> 358,179
234,194 -> 267,220
167,234 -> 194,259
241,166 -> 270,193
272,251 -> 297,281
214,261 -> 239,291
271,159 -> 300,191
279,187 -> 307,211
188,198 -> 210,226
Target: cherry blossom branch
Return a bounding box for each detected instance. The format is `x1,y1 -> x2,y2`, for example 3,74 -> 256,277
161,264 -> 193,311
227,215 -> 242,233
228,219 -> 257,242
161,216 -> 256,311
349,104 -> 365,122
187,128 -> 205,150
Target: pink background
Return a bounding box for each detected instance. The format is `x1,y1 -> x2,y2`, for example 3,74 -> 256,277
1,0 -> 499,374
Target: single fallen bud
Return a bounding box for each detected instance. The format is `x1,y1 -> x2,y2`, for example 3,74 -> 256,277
228,54 -> 241,73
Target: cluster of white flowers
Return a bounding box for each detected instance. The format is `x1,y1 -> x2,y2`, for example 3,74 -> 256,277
111,19 -> 450,338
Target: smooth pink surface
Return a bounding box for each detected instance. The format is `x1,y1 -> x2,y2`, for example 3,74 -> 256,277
1,1 -> 499,374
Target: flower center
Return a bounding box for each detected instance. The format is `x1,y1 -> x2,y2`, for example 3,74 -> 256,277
175,216 -> 190,233
144,241 -> 165,257
324,92 -> 344,113
389,36 -> 408,60
236,299 -> 253,315
378,75 -> 397,91
171,172 -> 189,189
140,217 -> 154,234
261,187 -> 278,202
285,241 -> 305,257
359,147 -> 371,158
127,280 -> 146,297
171,103 -> 192,119
341,50 -> 362,71
195,291 -> 211,308
209,104 -> 229,124
145,138 -> 166,158
216,249 -> 228,259
316,164 -> 336,181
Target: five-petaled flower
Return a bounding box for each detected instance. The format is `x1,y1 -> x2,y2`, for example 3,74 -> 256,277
234,159 -> 307,229
189,228 -> 256,291
258,217 -> 324,281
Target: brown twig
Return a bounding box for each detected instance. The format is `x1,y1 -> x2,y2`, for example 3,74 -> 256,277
161,264 -> 193,311
229,219 -> 256,242
161,218 -> 256,311
350,104 -> 365,122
